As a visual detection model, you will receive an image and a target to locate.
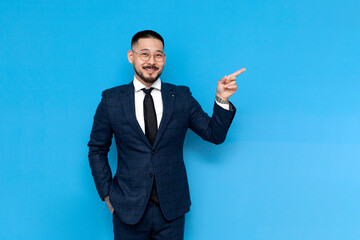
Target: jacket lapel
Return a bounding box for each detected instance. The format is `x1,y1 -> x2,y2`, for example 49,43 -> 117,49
153,83 -> 175,148
119,82 -> 152,148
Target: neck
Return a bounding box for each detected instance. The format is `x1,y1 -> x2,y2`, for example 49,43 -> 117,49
135,74 -> 155,88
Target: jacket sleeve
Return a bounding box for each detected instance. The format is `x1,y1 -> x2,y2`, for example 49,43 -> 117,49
188,89 -> 236,145
88,91 -> 113,200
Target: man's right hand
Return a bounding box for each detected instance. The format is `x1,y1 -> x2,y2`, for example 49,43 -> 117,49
216,68 -> 246,101
104,196 -> 114,214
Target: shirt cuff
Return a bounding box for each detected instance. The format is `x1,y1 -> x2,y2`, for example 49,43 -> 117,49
215,100 -> 230,110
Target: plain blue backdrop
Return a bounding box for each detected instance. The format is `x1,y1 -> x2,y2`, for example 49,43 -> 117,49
1,0 -> 359,239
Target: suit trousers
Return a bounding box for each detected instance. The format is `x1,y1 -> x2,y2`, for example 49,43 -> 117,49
113,200 -> 185,240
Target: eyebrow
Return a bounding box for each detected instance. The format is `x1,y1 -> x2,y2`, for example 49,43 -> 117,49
140,48 -> 164,53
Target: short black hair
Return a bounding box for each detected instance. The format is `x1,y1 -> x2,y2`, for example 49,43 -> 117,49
131,30 -> 165,49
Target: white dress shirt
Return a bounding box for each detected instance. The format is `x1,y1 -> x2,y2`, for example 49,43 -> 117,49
133,76 -> 229,134
133,76 -> 163,133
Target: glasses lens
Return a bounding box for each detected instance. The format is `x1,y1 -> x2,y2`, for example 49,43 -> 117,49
139,50 -> 151,61
154,53 -> 164,62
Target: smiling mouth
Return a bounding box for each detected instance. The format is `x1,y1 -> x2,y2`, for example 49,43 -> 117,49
143,66 -> 159,74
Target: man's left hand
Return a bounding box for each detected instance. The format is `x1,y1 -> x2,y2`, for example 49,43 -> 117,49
216,68 -> 246,101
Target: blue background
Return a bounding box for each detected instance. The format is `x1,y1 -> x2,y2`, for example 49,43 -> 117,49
1,0 -> 359,239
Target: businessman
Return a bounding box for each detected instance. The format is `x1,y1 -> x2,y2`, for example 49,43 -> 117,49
88,30 -> 245,239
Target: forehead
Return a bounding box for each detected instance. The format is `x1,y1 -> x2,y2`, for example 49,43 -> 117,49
134,38 -> 164,51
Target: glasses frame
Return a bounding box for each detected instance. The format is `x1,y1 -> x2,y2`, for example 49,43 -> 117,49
132,50 -> 166,62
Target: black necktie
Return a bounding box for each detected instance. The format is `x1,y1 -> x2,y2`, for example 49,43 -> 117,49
142,87 -> 159,204
142,88 -> 158,145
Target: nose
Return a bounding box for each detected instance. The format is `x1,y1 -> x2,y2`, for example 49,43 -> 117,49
147,54 -> 156,64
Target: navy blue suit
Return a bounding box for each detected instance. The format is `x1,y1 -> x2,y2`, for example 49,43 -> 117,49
88,81 -> 235,225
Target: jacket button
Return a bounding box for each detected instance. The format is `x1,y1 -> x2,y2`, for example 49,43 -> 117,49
151,151 -> 156,155
149,173 -> 154,178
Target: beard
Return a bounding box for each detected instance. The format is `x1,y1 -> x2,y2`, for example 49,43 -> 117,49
134,65 -> 163,84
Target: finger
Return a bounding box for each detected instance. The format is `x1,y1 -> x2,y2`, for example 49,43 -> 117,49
225,79 -> 237,85
225,77 -> 236,84
224,76 -> 236,84
224,82 -> 237,88
219,75 -> 227,83
225,79 -> 236,85
229,68 -> 246,77
226,75 -> 236,80
225,81 -> 237,87
224,85 -> 238,90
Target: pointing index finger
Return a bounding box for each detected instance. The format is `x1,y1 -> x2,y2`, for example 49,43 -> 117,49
229,68 -> 246,77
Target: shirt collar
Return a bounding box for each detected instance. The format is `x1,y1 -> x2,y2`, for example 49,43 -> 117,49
133,76 -> 162,92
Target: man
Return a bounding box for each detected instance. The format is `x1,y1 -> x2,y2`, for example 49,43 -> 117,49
88,30 -> 245,239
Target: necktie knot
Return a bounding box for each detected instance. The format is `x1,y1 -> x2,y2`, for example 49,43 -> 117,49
142,87 -> 154,95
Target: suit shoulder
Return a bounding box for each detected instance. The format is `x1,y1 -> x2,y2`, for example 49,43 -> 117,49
176,85 -> 190,92
101,83 -> 131,97
103,85 -> 126,94
162,82 -> 190,93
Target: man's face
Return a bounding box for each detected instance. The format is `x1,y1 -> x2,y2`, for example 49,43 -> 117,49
128,38 -> 166,86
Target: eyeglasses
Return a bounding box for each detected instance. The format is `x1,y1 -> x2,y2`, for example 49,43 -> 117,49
132,49 -> 165,62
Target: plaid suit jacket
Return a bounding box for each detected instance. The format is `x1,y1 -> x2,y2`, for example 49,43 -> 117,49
88,81 -> 236,224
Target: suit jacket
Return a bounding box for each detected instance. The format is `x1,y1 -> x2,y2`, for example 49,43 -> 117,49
88,81 -> 236,224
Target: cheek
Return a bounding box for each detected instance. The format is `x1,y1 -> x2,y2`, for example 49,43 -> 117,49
134,62 -> 143,70
158,63 -> 165,70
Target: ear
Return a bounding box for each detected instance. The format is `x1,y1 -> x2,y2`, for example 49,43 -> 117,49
127,50 -> 133,64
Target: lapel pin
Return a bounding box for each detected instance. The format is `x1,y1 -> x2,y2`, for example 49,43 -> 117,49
171,94 -> 175,98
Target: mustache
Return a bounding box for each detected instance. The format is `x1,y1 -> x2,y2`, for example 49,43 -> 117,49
143,65 -> 159,70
